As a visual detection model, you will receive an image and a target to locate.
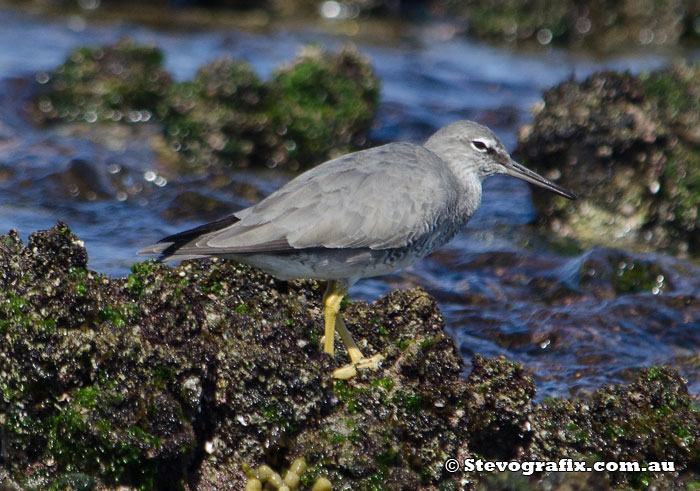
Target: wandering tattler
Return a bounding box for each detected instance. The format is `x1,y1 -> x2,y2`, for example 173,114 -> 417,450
139,120 -> 576,378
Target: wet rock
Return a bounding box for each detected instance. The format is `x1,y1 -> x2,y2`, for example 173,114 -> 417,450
577,249 -> 670,299
0,163 -> 14,184
31,38 -> 172,125
162,46 -> 379,172
516,64 -> 700,255
463,355 -> 534,460
160,190 -> 232,223
529,366 -> 700,488
27,157 -> 165,204
1,224 -> 698,489
42,158 -> 115,201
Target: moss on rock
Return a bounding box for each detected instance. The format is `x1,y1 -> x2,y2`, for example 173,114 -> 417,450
162,58 -> 270,171
265,46 -> 379,171
32,38 -> 172,125
516,63 -> 700,255
162,46 -> 379,172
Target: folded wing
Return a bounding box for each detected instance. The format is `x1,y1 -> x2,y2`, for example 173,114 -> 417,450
141,143 -> 459,259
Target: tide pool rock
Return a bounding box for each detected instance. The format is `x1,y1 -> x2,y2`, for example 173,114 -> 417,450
516,63 -> 700,255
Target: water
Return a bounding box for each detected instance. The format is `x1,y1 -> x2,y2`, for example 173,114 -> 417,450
0,6 -> 697,398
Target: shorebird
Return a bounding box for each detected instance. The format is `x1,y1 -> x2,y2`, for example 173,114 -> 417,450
139,121 -> 576,378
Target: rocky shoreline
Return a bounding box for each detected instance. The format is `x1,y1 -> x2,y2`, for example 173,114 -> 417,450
1,225 -> 698,489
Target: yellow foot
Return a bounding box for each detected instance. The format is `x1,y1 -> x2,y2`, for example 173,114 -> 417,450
332,353 -> 384,379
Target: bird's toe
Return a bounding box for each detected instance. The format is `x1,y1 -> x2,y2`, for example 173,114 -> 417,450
332,353 -> 384,379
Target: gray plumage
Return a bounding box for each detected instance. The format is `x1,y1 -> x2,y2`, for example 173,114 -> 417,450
139,120 -> 576,284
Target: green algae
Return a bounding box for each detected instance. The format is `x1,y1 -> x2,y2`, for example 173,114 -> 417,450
32,38 -> 172,125
161,46 -> 379,172
333,379 -> 367,414
30,41 -> 379,174
390,391 -> 422,414
370,377 -> 394,391
97,305 -> 127,327
517,63 -> 700,255
127,260 -> 156,295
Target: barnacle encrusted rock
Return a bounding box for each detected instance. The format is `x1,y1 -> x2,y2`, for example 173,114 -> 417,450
0,224 -> 698,489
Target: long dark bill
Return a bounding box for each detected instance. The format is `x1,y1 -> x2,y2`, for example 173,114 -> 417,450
504,160 -> 577,200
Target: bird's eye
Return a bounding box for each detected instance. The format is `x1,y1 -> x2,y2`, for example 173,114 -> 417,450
471,140 -> 488,153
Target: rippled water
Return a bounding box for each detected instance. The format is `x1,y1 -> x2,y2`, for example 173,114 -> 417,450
0,6 -> 697,398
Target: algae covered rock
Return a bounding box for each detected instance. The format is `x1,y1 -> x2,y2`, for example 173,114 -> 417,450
30,40 -> 379,173
32,38 -> 172,125
162,47 -> 379,172
162,58 -> 270,171
462,0 -> 700,50
2,224 -> 698,490
516,63 -> 700,254
576,249 -> 670,299
0,224 -> 473,489
0,224 -> 479,490
529,366 -> 700,488
265,46 -> 379,171
0,223 -> 329,489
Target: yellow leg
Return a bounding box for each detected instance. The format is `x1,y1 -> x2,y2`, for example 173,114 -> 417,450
322,280 -> 384,379
335,315 -> 365,364
322,280 -> 346,357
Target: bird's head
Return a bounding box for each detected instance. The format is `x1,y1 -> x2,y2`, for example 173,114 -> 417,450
424,120 -> 577,200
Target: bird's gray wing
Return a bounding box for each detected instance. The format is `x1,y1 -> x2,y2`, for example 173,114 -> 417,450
161,143 -> 459,256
